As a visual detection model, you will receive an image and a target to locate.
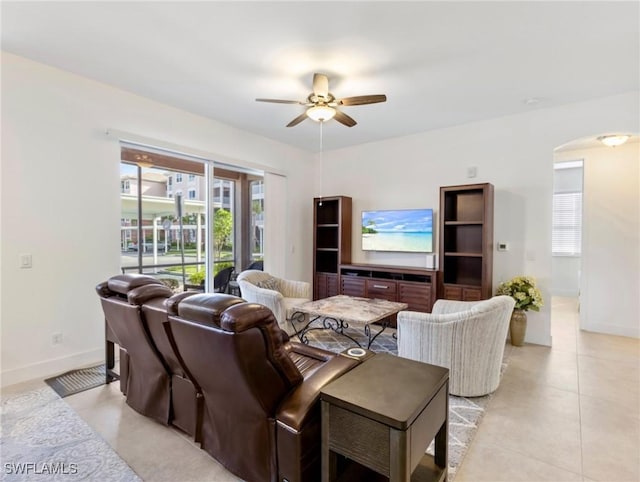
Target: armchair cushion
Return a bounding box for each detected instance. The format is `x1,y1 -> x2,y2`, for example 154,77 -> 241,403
256,277 -> 279,291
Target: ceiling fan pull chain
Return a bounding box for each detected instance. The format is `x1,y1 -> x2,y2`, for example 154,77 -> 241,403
319,120 -> 323,206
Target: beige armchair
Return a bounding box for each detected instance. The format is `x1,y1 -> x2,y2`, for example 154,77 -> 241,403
236,270 -> 311,335
397,295 -> 515,397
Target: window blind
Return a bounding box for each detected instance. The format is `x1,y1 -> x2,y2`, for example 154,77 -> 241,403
552,192 -> 582,256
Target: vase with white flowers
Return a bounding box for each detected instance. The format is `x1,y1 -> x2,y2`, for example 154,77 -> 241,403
496,276 -> 543,346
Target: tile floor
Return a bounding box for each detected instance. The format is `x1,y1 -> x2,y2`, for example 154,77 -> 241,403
4,297 -> 638,481
455,297 -> 640,482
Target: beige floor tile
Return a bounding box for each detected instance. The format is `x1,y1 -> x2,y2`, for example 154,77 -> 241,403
577,330 -> 640,363
579,395 -> 640,482
471,383 -> 583,474
455,441 -> 583,482
577,355 -> 640,414
69,386 -> 242,481
64,381 -> 124,411
502,345 -> 579,393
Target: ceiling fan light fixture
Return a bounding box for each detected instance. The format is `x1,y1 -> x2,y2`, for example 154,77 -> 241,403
597,134 -> 630,147
307,105 -> 336,122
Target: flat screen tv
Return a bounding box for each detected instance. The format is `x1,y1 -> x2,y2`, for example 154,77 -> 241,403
362,208 -> 434,253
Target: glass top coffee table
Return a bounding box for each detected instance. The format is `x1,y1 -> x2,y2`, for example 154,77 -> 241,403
289,295 -> 408,349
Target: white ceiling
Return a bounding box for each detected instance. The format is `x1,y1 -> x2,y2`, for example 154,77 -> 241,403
2,1 -> 638,152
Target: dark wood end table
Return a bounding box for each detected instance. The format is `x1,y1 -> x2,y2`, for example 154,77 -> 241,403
320,353 -> 449,482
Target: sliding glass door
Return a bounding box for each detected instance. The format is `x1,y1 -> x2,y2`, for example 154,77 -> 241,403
119,145 -> 264,292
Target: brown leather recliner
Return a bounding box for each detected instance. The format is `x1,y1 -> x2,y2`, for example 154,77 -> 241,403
166,293 -> 361,482
141,291 -> 202,439
96,274 -> 174,425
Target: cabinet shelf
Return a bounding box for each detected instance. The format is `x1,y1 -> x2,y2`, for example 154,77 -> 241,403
444,221 -> 483,226
317,223 -> 339,228
444,252 -> 483,257
316,248 -> 338,252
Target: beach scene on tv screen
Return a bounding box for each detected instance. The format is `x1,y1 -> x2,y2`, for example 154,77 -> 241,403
362,209 -> 433,252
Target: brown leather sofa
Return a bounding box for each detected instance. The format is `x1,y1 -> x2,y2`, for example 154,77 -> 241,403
166,293 -> 362,482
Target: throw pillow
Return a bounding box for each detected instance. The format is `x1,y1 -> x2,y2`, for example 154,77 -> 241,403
256,277 -> 279,292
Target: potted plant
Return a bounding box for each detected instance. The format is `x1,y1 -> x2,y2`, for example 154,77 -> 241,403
496,276 -> 543,346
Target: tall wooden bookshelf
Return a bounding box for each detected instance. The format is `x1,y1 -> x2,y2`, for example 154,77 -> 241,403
313,196 -> 352,300
439,183 -> 494,301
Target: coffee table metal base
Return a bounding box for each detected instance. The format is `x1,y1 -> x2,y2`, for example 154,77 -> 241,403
289,311 -> 393,349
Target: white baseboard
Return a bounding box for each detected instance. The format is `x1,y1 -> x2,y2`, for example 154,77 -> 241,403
1,348 -> 103,388
581,321 -> 640,339
551,288 -> 579,297
524,332 -> 552,347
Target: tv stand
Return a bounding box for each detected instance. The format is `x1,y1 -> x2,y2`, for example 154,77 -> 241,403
339,263 -> 437,315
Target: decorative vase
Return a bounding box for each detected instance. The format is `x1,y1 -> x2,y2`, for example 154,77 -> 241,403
510,309 -> 527,346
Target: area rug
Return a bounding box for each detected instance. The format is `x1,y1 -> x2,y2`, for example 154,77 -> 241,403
1,385 -> 140,481
305,326 -> 506,481
44,364 -> 106,398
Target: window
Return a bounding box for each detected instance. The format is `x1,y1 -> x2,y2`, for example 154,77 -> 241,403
120,145 -> 264,290
552,192 -> 582,256
553,160 -> 583,256
121,179 -> 130,193
250,179 -> 264,262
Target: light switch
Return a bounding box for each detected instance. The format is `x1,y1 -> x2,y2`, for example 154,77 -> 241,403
497,242 -> 509,252
467,166 -> 477,178
20,254 -> 32,269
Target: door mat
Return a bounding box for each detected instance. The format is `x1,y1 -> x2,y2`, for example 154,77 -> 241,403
44,364 -> 106,398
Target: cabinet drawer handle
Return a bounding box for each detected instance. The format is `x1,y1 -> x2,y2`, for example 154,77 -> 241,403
372,285 -> 389,289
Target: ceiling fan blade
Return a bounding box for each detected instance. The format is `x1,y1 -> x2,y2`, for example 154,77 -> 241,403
255,98 -> 303,104
312,73 -> 329,98
334,110 -> 357,127
286,112 -> 308,127
339,94 -> 387,106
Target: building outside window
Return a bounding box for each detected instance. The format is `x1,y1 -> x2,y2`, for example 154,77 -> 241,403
119,148 -> 264,291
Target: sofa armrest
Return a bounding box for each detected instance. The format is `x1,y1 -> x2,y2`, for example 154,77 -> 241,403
276,355 -> 360,432
278,279 -> 311,299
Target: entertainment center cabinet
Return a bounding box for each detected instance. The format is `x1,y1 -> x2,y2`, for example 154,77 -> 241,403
313,183 -> 494,312
313,196 -> 352,300
339,264 -> 437,314
439,183 -> 494,301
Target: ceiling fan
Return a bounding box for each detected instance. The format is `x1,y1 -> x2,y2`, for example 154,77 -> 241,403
256,73 -> 387,128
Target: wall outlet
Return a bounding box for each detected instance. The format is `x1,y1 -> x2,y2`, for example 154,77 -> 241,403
52,332 -> 63,345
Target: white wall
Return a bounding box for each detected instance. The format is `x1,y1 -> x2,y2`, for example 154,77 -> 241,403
1,53 -> 314,386
317,92 -> 639,346
556,143 -> 640,337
